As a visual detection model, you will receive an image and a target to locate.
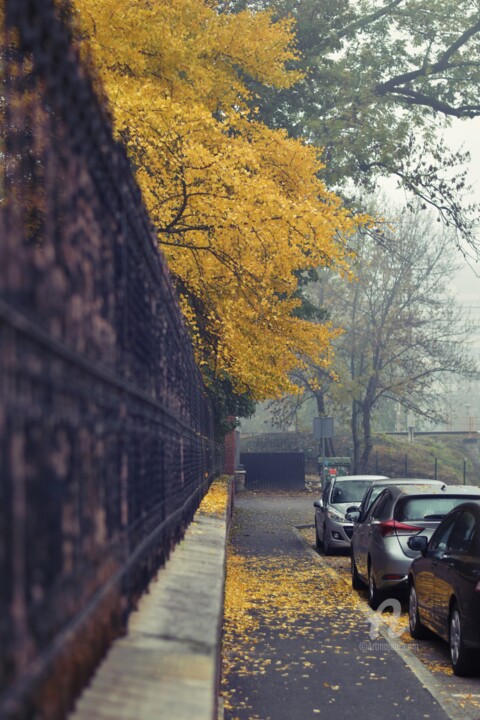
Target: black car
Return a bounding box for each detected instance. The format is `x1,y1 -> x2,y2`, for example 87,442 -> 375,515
408,500 -> 480,676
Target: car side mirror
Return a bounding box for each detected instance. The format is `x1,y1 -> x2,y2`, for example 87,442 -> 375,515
407,535 -> 428,555
313,499 -> 323,509
345,510 -> 361,522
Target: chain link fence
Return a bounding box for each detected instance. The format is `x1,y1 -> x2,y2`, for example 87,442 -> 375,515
0,2 -> 221,717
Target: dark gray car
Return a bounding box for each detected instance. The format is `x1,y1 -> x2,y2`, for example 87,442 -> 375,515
350,484 -> 480,608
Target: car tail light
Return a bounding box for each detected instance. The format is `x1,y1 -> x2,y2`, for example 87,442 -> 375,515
382,574 -> 406,580
475,581 -> 480,593
378,519 -> 424,537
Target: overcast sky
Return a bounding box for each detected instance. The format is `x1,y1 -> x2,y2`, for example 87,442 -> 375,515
444,117 -> 480,348
440,118 -> 480,425
379,116 -> 480,352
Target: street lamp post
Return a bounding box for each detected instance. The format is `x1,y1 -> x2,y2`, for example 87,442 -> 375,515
313,417 -> 334,484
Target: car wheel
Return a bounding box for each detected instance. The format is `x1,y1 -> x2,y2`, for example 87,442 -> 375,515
323,525 -> 332,555
449,603 -> 478,677
408,582 -> 429,639
368,562 -> 383,610
315,520 -> 323,550
351,553 -> 365,590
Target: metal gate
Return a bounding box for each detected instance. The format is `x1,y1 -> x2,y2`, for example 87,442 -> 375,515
240,452 -> 305,490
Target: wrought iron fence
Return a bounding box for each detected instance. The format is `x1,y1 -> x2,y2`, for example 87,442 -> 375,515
0,2 -> 221,717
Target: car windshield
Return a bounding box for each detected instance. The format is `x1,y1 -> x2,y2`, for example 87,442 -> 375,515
331,480 -> 372,504
397,496 -> 478,521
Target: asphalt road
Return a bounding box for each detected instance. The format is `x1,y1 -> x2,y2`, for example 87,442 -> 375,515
221,493 -> 480,720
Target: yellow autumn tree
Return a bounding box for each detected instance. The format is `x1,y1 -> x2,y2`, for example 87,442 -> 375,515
71,0 -> 362,401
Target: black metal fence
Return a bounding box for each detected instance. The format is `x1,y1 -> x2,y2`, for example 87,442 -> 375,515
370,451 -> 478,486
241,432 -> 480,485
0,2 -> 221,718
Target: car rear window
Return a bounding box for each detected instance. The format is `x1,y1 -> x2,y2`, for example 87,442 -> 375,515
331,480 -> 372,504
396,495 -> 479,521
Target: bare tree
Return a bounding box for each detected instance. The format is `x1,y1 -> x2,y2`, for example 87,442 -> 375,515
324,204 -> 478,471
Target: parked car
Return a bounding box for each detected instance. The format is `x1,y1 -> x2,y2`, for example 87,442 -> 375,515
353,478 -> 446,520
408,500 -> 480,676
349,484 -> 480,609
313,475 -> 387,554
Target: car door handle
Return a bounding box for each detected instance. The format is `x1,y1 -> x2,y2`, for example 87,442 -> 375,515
440,553 -> 455,566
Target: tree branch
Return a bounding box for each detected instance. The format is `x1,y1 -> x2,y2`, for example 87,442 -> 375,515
437,17 -> 480,67
375,17 -> 480,113
387,88 -> 480,118
335,0 -> 405,43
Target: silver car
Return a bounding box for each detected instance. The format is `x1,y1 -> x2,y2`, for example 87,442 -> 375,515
313,475 -> 387,554
354,477 -> 446,520
350,484 -> 480,608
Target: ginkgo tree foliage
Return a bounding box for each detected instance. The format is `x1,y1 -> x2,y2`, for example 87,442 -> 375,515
71,0 -> 362,410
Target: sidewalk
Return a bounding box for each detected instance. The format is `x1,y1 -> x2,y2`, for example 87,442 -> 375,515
222,493 -> 452,720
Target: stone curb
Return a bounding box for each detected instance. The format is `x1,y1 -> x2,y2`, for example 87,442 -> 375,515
69,477 -> 234,720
